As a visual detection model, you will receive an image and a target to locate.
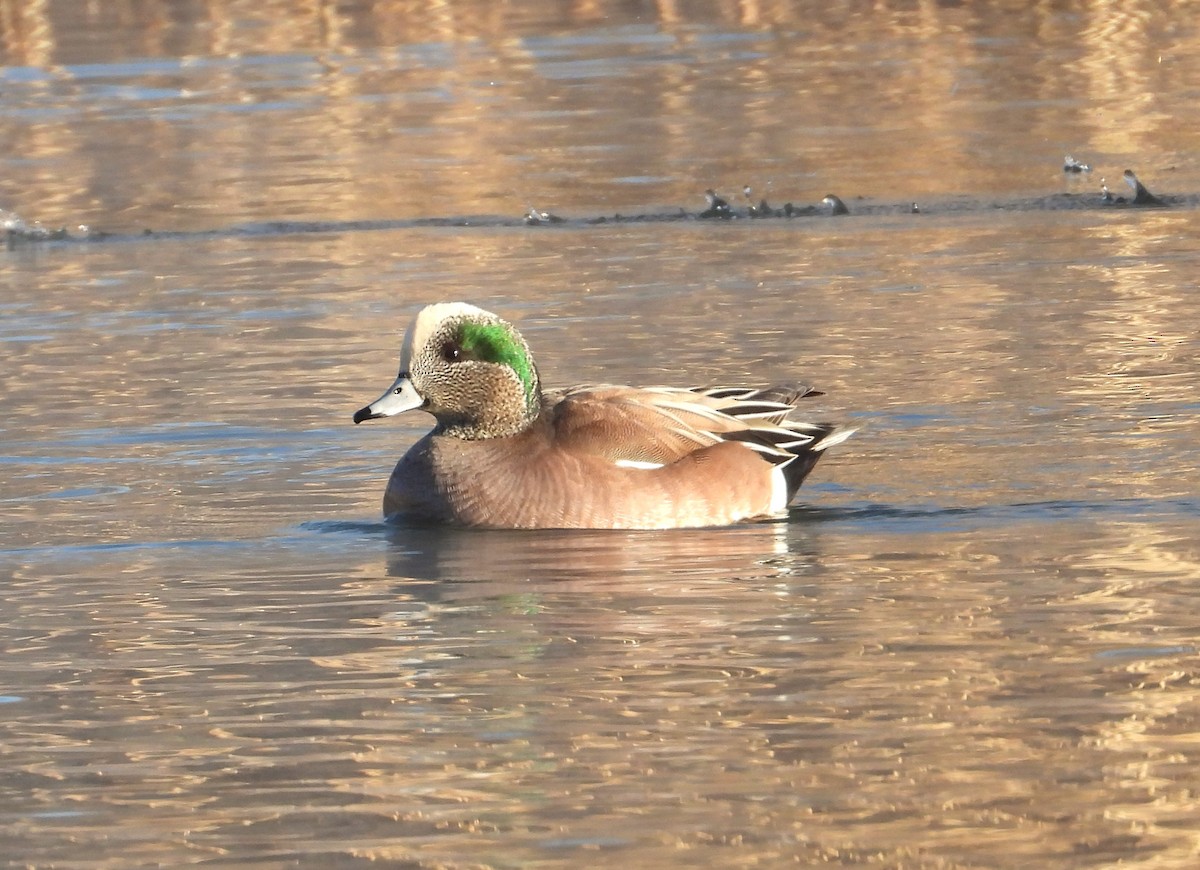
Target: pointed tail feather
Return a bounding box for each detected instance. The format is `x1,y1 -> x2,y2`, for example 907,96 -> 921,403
779,424 -> 856,500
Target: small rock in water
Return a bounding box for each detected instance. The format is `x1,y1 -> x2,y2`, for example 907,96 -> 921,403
822,194 -> 849,216
699,188 -> 733,219
1122,169 -> 1165,206
1063,154 -> 1092,173
524,206 -> 565,225
748,198 -> 774,218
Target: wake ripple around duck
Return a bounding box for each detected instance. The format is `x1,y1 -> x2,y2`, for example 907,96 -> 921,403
792,495 -> 1200,532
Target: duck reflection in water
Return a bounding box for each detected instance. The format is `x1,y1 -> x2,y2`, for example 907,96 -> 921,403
381,519 -> 814,590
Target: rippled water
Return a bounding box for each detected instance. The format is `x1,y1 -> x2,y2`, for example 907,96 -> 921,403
3,3 -> 1200,867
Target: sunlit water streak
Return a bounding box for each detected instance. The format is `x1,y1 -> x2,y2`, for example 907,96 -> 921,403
3,3 -> 1200,868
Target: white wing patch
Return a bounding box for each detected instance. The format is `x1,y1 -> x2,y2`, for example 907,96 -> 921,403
615,459 -> 665,470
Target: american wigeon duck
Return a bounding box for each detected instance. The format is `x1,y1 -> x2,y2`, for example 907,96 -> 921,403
353,303 -> 854,529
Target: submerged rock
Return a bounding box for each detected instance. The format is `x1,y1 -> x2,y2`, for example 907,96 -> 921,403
782,202 -> 816,217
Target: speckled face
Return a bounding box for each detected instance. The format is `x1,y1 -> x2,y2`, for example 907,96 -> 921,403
402,303 -> 541,439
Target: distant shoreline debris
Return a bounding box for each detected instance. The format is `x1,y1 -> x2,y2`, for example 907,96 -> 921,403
3,208 -> 95,246
1098,168 -> 1167,207
1,159 -> 1180,247
1122,169 -> 1166,206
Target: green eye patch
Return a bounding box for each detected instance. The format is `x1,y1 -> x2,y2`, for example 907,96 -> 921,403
459,321 -> 537,405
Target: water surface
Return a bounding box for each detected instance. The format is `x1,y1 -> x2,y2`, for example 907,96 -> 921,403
3,3 -> 1200,867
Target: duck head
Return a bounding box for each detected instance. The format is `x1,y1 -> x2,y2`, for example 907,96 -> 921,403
354,302 -> 542,440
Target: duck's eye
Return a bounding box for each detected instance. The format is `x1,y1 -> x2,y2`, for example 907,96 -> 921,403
440,340 -> 463,362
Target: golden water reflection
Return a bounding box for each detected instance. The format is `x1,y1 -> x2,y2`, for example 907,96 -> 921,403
3,0 -> 1199,232
4,2 -> 1200,867
11,513 -> 1196,865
